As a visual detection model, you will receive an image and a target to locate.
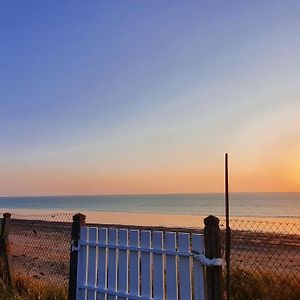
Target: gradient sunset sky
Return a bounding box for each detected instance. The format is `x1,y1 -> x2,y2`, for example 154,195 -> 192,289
1,1 -> 300,196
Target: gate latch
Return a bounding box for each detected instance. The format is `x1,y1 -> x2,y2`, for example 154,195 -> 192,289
192,251 -> 223,266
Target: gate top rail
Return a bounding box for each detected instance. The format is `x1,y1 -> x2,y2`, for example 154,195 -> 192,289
78,240 -> 194,257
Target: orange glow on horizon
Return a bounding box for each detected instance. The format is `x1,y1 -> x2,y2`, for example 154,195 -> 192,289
0,161 -> 299,196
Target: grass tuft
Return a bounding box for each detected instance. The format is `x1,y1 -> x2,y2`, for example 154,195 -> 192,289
230,266 -> 300,300
0,273 -> 67,300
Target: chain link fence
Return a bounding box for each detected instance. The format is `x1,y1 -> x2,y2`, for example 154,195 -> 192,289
220,218 -> 300,300
0,212 -> 299,300
0,212 -> 73,299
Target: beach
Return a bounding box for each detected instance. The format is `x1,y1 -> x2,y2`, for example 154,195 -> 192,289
2,209 -> 299,286
4,208 -> 300,231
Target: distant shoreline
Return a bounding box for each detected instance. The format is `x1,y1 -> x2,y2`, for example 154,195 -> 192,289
1,191 -> 300,198
0,207 -> 300,219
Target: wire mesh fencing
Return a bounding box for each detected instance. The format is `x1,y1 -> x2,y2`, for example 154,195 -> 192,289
220,218 -> 300,300
0,212 -> 73,291
0,212 -> 299,300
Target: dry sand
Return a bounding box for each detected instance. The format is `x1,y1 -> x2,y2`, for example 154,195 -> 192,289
3,208 -> 300,232
1,209 -> 299,286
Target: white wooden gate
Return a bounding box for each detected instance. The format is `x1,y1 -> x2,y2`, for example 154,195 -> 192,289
76,227 -> 206,300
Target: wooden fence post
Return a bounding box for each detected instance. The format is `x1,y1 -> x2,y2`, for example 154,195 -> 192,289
204,215 -> 223,300
0,212 -> 13,288
68,213 -> 86,300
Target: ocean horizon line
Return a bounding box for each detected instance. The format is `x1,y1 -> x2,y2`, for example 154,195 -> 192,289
1,191 -> 300,199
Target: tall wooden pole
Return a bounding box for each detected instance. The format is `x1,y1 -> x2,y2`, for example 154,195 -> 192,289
225,153 -> 231,299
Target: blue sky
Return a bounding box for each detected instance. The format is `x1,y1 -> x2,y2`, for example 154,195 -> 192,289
1,1 -> 300,195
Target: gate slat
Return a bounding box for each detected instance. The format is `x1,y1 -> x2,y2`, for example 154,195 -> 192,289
141,230 -> 151,298
165,232 -> 178,300
97,228 -> 107,300
192,234 -> 205,300
107,229 -> 117,300
178,233 -> 192,300
129,230 -> 140,297
118,229 -> 128,300
77,227 -> 88,300
87,227 -> 98,300
153,231 -> 164,300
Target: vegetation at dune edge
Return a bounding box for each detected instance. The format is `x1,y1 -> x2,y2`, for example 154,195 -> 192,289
0,274 -> 67,300
229,266 -> 300,300
1,268 -> 299,299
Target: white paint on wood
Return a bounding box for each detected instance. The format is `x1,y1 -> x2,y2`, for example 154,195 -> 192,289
192,234 -> 205,300
178,233 -> 192,300
77,227 -> 88,300
153,231 -> 164,300
87,227 -> 98,300
141,230 -> 151,298
129,230 -> 140,296
107,229 -> 117,300
165,232 -> 178,300
118,229 -> 128,300
77,227 -> 207,300
97,228 -> 107,300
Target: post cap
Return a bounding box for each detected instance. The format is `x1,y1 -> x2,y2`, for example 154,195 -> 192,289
73,213 -> 86,222
3,213 -> 11,218
204,215 -> 220,226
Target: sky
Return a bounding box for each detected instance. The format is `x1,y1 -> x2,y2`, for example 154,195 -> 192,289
1,1 -> 300,196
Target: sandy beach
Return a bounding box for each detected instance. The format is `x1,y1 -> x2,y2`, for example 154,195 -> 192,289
2,208 -> 300,231
1,209 -> 298,287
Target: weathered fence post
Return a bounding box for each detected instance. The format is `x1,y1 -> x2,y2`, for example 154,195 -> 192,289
68,213 -> 86,300
0,212 -> 13,288
204,215 -> 223,300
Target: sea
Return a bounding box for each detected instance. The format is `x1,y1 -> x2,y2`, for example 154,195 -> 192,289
0,192 -> 299,218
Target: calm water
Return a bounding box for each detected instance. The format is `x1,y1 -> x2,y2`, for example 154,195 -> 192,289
0,193 -> 299,217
